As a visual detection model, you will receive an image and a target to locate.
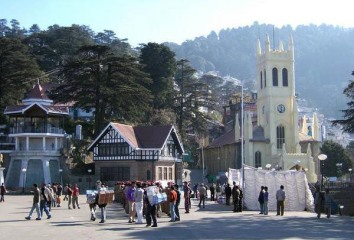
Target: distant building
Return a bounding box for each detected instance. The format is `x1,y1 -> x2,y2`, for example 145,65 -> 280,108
3,83 -> 69,189
203,36 -> 320,183
87,122 -> 184,186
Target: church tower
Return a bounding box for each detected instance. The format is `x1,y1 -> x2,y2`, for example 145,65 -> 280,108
256,35 -> 300,156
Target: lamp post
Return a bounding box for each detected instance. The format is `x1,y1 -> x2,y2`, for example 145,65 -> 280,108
318,154 -> 327,191
59,169 -> 63,185
88,169 -> 92,190
22,168 -> 27,193
349,168 -> 352,186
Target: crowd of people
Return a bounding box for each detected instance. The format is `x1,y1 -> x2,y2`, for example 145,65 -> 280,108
19,178 -> 338,223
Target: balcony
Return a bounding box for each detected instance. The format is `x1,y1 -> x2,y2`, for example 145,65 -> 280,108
10,124 -> 65,134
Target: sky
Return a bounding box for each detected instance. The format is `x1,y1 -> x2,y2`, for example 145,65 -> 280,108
1,0 -> 354,47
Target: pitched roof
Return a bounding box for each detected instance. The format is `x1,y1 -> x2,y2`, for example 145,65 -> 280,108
4,103 -> 69,115
208,130 -> 236,148
88,122 -> 184,153
25,83 -> 50,100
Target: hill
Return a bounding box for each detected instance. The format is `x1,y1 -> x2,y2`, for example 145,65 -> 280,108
164,22 -> 354,119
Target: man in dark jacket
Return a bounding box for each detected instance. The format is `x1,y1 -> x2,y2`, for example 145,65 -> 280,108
25,184 -> 41,220
225,184 -> 232,205
232,185 -> 240,212
258,186 -> 265,214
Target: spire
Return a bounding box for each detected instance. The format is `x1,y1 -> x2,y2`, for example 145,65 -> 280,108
265,34 -> 270,53
278,40 -> 284,51
288,35 -> 294,51
257,39 -> 262,56
301,115 -> 307,134
312,112 -> 319,140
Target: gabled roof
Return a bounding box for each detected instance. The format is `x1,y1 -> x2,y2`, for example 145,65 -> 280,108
88,122 -> 184,153
4,103 -> 69,115
207,130 -> 236,148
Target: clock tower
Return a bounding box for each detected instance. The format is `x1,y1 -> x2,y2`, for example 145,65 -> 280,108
256,35 -> 299,156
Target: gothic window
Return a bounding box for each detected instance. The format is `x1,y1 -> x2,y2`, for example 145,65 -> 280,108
282,68 -> 288,86
264,70 -> 267,87
272,67 -> 278,86
255,151 -> 262,168
260,71 -> 263,89
276,125 -> 285,149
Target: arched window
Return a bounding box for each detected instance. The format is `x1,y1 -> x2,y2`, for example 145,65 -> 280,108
264,70 -> 267,87
276,125 -> 285,149
147,170 -> 151,180
255,151 -> 262,168
260,71 -> 263,89
272,67 -> 278,86
282,68 -> 288,86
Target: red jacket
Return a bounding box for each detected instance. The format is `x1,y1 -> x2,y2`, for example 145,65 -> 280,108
169,190 -> 177,203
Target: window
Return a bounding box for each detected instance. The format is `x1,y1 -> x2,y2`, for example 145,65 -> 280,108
169,167 -> 173,180
276,125 -> 285,149
98,142 -> 129,156
282,68 -> 288,87
147,170 -> 151,180
264,70 -> 267,87
158,167 -> 162,180
255,151 -> 262,168
100,167 -> 130,181
272,67 -> 278,86
163,167 -> 168,180
260,71 -> 263,89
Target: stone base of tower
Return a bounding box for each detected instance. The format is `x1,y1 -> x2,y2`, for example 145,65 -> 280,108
5,152 -> 62,190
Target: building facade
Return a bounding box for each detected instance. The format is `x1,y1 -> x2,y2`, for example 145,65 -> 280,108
87,122 -> 184,186
204,36 -> 319,183
4,83 -> 69,189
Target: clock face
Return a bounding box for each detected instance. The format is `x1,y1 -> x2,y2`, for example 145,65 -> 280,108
277,104 -> 285,113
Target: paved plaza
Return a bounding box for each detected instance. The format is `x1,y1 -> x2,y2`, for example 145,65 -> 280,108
1,195 -> 353,240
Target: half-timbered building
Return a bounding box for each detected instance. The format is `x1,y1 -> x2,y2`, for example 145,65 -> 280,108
87,122 -> 184,186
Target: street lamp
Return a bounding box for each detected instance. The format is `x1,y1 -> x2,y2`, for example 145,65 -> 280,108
349,168 -> 352,186
59,169 -> 63,185
318,154 -> 327,191
22,168 -> 27,193
88,169 -> 92,190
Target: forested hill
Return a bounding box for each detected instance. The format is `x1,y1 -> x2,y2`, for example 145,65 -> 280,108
164,22 -> 354,118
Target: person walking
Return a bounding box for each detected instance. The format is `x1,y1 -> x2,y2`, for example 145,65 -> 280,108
209,183 -> 215,201
183,181 -> 191,213
0,183 -> 6,202
224,184 -> 232,206
97,182 -> 108,223
258,186 -> 265,214
174,184 -> 181,221
198,183 -> 207,208
25,184 -> 41,220
238,186 -> 243,212
232,185 -> 240,212
168,185 -> 177,222
127,181 -> 136,223
324,188 -> 334,218
72,183 -> 80,209
314,187 -> 324,219
276,185 -> 286,216
144,184 -> 157,227
263,186 -> 269,215
134,182 -> 144,224
67,184 -> 73,209
39,183 -> 52,219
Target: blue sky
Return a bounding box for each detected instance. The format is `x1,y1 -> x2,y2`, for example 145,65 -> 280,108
1,0 -> 354,47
